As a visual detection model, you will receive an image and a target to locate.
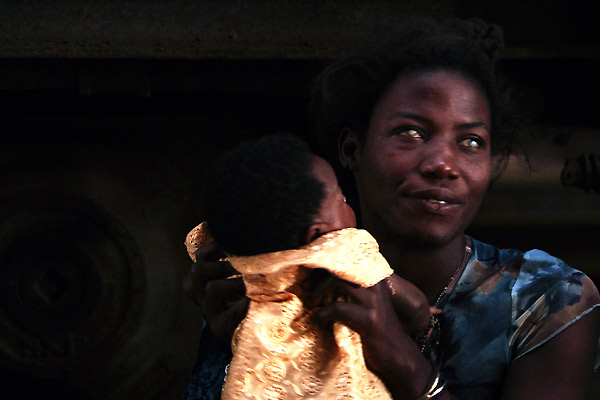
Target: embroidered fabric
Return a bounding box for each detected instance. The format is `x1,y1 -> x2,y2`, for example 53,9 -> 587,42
185,223 -> 394,400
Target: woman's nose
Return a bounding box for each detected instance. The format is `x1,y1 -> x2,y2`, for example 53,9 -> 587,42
419,142 -> 459,180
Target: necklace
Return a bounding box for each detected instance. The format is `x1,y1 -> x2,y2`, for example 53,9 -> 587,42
416,239 -> 472,360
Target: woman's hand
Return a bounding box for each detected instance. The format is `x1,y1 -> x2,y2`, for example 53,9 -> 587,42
386,273 -> 432,337
181,241 -> 249,343
314,275 -> 434,398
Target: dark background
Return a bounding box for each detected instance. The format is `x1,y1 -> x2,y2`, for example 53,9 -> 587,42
0,1 -> 599,399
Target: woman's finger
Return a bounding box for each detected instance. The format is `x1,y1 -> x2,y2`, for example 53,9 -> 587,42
192,260 -> 239,285
205,294 -> 249,344
211,296 -> 250,343
387,275 -> 425,313
333,279 -> 385,306
387,275 -> 431,335
194,240 -> 226,262
183,259 -> 238,301
204,276 -> 246,314
202,276 -> 248,343
314,301 -> 373,335
303,269 -> 337,308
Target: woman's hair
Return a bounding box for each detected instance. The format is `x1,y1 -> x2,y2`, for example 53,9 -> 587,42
310,17 -> 524,208
200,133 -> 325,256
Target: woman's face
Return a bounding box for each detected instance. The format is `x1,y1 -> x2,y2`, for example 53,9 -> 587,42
347,70 -> 492,247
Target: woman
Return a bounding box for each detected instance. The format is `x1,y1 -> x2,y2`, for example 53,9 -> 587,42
183,18 -> 600,400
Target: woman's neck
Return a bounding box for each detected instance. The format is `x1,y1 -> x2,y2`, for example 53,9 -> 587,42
376,234 -> 468,304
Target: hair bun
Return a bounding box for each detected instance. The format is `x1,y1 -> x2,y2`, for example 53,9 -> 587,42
468,18 -> 505,61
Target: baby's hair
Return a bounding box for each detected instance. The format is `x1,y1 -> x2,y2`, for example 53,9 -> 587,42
200,134 -> 325,256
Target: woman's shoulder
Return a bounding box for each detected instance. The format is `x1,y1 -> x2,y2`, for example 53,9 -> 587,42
448,238 -> 599,376
469,236 -> 600,311
470,237 -> 590,280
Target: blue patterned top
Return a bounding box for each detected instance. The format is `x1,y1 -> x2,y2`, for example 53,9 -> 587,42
182,320 -> 231,400
437,238 -> 600,399
183,237 -> 600,400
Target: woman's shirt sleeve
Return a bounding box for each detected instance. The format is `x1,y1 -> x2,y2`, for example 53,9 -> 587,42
508,249 -> 600,362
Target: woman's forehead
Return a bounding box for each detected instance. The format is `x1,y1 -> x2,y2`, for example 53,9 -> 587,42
373,70 -> 491,123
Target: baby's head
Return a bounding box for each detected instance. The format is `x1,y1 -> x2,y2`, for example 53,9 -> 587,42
200,134 -> 355,256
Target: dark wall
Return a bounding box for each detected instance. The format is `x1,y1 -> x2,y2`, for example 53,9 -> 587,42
0,2 -> 598,399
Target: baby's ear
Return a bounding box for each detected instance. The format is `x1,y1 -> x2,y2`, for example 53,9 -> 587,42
303,222 -> 328,245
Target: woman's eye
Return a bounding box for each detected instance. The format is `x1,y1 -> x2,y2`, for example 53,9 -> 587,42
459,137 -> 483,148
394,128 -> 422,138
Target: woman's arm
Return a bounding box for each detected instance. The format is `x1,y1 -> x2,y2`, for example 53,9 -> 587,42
501,308 -> 600,400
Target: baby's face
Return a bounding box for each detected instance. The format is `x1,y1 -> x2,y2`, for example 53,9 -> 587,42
311,156 -> 356,231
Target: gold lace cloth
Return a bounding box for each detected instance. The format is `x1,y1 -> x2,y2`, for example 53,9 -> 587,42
185,223 -> 394,400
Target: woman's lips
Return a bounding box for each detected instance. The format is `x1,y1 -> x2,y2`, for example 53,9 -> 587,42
417,198 -> 459,214
403,187 -> 463,215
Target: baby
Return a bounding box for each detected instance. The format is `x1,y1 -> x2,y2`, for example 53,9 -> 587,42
185,134 -> 426,399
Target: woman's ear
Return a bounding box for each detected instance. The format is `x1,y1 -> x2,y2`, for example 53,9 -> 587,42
490,154 -> 510,185
338,129 -> 361,171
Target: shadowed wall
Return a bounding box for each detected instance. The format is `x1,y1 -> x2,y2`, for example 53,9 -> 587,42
0,1 -> 598,399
